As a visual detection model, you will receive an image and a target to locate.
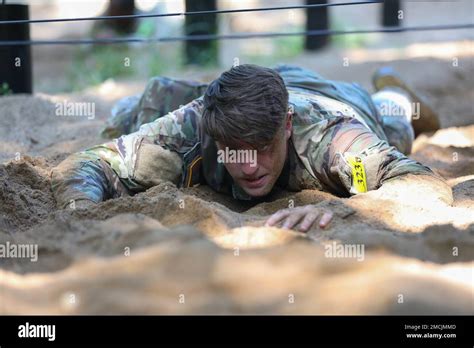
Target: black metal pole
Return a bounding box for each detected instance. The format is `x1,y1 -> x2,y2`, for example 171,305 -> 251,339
0,3 -> 33,94
381,0 -> 401,27
184,0 -> 218,66
305,0 -> 329,51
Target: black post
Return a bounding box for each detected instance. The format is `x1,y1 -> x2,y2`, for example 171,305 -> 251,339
0,3 -> 33,94
381,0 -> 401,27
305,0 -> 329,51
184,0 -> 218,66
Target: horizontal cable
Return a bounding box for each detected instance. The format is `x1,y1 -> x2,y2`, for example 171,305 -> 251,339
0,23 -> 472,46
0,1 -> 382,25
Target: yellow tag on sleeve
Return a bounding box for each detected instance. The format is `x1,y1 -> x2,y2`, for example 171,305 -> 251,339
347,155 -> 367,193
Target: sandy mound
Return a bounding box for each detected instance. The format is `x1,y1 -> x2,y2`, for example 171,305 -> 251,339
2,230 -> 472,315
0,58 -> 473,314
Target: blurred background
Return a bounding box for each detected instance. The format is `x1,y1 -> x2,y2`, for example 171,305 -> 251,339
0,0 -> 472,94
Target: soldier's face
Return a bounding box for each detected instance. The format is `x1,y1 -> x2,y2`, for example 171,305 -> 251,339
217,113 -> 293,197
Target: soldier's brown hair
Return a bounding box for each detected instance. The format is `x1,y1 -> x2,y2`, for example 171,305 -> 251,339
202,64 -> 289,149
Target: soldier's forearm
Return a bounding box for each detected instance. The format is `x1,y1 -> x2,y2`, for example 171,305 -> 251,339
51,153 -> 111,208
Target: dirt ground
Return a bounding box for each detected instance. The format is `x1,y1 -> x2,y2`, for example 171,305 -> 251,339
0,55 -> 473,314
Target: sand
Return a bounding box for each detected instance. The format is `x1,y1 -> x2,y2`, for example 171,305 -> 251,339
0,56 -> 473,314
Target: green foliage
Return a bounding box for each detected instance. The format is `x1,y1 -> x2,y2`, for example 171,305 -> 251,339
66,14 -> 172,91
274,35 -> 304,59
0,82 -> 12,96
66,44 -> 135,91
186,41 -> 219,67
147,45 -> 182,76
136,19 -> 156,39
331,20 -> 372,49
243,30 -> 304,67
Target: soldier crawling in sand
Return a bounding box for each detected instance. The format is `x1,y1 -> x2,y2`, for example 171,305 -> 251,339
51,64 -> 453,232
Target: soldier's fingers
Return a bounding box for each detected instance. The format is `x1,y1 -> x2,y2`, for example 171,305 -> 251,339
318,211 -> 333,229
265,209 -> 290,226
297,212 -> 320,232
282,213 -> 305,230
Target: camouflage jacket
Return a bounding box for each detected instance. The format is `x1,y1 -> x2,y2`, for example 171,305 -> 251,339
51,65 -> 435,208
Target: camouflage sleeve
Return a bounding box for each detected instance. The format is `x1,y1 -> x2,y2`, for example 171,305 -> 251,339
51,143 -> 130,208
307,116 -> 437,196
51,98 -> 204,208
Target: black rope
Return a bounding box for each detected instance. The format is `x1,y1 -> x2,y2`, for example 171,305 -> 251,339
0,23 -> 471,46
0,0 -> 382,25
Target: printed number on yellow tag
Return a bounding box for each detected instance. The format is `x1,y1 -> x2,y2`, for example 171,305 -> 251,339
347,155 -> 367,193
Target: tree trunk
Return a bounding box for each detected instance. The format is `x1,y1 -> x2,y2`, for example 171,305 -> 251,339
381,0 -> 401,27
184,0 -> 218,66
305,0 -> 330,51
105,0 -> 136,34
0,4 -> 33,94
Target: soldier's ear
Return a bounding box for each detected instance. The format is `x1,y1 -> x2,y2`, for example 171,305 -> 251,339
284,112 -> 293,140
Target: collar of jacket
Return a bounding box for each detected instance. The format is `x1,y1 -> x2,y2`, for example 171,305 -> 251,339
180,126 -> 292,201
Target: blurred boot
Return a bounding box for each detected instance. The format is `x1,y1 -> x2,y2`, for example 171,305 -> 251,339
372,66 -> 440,137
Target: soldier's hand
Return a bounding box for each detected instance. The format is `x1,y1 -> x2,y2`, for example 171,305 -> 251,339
264,205 -> 333,232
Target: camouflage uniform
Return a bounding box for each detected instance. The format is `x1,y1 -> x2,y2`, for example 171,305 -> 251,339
51,65 -> 436,208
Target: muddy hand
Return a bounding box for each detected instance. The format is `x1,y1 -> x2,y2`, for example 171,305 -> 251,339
264,205 -> 333,232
